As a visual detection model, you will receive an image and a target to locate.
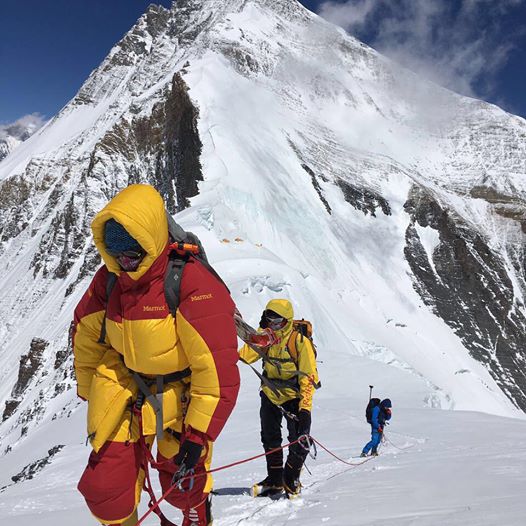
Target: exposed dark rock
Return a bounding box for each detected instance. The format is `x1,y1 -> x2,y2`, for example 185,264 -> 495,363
2,338 -> 48,421
142,4 -> 171,39
470,186 -> 526,233
54,383 -> 66,396
65,245 -> 101,297
153,73 -> 203,212
9,445 -> 65,485
220,43 -> 263,76
404,185 -> 526,410
2,400 -> 21,422
337,178 -> 391,217
168,2 -> 213,45
0,176 -> 31,242
0,156 -> 69,252
93,73 -> 203,213
31,192 -> 87,279
54,347 -> 69,370
301,164 -> 332,214
13,338 -> 47,397
12,388 -> 48,433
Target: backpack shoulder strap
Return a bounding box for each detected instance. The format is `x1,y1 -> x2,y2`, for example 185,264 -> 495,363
164,254 -> 188,317
286,330 -> 300,364
97,272 -> 118,344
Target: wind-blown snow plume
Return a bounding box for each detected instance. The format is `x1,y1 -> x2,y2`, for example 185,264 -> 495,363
0,113 -> 46,162
0,113 -> 46,141
318,0 -> 524,101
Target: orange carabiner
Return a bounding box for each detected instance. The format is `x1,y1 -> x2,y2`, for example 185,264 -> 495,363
169,242 -> 200,255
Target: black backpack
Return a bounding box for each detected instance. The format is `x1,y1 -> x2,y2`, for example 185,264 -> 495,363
365,398 -> 381,424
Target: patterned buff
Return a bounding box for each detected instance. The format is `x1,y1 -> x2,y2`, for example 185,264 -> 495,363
104,219 -> 142,254
104,219 -> 144,271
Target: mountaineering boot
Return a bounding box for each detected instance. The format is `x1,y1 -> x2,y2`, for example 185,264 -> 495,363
371,448 -> 379,456
283,462 -> 302,499
283,474 -> 301,499
252,473 -> 284,497
182,494 -> 213,526
360,452 -> 367,458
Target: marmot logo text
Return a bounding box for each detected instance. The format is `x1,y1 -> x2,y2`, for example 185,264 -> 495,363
143,305 -> 166,312
191,293 -> 213,302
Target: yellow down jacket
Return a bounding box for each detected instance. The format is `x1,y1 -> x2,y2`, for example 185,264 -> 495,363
72,184 -> 240,452
239,299 -> 319,411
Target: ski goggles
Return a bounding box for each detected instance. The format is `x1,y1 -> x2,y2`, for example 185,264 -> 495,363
263,310 -> 287,330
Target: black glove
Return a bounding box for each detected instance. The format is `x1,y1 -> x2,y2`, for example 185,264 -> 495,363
174,430 -> 205,471
297,409 -> 311,436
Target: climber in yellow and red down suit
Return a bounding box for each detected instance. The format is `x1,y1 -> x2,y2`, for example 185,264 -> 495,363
72,184 -> 240,526
239,299 -> 319,498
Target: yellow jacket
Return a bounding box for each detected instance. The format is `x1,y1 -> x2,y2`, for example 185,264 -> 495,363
72,184 -> 240,452
239,299 -> 319,411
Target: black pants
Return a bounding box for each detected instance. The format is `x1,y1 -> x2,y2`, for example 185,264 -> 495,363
260,391 -> 308,482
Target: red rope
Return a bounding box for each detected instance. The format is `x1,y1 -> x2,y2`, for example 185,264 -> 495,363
383,433 -> 416,452
134,438 -> 303,526
310,437 -> 376,467
134,434 -> 386,526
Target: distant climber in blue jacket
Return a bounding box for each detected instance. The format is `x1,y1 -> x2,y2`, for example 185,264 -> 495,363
361,398 -> 392,457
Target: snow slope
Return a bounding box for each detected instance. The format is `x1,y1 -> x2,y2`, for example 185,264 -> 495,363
2,352 -> 526,526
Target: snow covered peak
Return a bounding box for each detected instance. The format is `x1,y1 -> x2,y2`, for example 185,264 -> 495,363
0,114 -> 45,163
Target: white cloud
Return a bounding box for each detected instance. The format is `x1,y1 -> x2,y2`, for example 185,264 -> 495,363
317,0 -> 523,100
317,0 -> 376,30
0,113 -> 46,140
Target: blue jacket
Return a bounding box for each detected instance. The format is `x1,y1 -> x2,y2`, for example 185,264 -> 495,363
371,406 -> 391,430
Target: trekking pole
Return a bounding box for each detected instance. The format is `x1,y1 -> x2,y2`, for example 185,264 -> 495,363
369,385 -> 374,401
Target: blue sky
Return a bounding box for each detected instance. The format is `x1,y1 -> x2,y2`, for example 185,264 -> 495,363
1,0 -> 525,127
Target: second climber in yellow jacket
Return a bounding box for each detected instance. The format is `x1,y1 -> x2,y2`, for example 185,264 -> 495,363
239,299 -> 319,498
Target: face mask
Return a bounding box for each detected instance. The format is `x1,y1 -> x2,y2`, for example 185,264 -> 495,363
106,249 -> 145,272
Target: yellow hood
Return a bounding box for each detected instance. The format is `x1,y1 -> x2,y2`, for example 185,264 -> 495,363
265,299 -> 294,320
91,184 -> 169,280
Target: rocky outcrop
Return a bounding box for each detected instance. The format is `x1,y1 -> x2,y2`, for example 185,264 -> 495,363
404,185 -> 526,410
0,176 -> 31,242
470,186 -> 526,233
90,73 -> 203,214
301,164 -> 332,214
2,338 -> 48,421
31,192 -> 86,279
337,178 -> 391,217
0,445 -> 65,491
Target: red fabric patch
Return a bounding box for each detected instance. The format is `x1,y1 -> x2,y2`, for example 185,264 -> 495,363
178,259 -> 240,441
77,442 -> 142,522
157,451 -> 208,509
73,266 -> 109,328
106,246 -> 171,322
